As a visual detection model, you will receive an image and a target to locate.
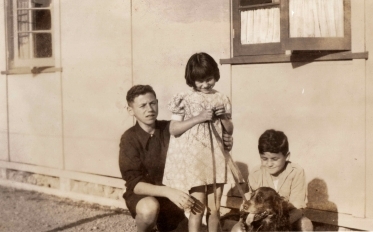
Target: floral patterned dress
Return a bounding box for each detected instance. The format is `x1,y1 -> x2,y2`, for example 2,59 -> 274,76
162,89 -> 234,192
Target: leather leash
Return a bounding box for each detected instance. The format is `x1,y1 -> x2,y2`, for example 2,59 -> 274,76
208,121 -> 247,202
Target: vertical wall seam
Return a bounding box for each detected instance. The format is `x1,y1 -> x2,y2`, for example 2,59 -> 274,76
229,1 -> 234,114
6,76 -> 10,162
3,0 -> 10,161
58,0 -> 65,170
130,0 -> 133,88
364,0 -> 367,218
130,0 -> 134,125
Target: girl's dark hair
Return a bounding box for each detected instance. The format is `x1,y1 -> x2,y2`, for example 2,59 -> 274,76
258,129 -> 289,155
126,85 -> 156,106
185,52 -> 220,88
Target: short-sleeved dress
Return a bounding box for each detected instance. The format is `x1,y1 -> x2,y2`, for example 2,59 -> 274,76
162,89 -> 234,192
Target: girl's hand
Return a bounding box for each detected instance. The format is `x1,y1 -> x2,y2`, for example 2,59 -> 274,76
197,109 -> 214,122
214,105 -> 226,117
166,187 -> 195,210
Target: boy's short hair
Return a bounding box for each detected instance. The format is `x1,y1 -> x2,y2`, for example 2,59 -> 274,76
126,85 -> 156,106
258,129 -> 289,155
185,52 -> 220,88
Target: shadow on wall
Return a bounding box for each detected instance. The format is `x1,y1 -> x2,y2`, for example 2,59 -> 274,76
220,161 -> 249,225
227,162 -> 249,198
307,178 -> 339,231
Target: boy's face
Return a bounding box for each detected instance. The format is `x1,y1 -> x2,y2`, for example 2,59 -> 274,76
127,92 -> 158,130
260,152 -> 289,177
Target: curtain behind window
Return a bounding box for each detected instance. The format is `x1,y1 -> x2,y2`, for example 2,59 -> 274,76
241,7 -> 280,45
289,0 -> 344,38
17,0 -> 30,59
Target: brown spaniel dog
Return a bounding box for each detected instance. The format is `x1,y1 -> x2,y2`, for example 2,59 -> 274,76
239,187 -> 291,231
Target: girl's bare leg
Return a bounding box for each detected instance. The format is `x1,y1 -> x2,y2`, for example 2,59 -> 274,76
189,186 -> 206,232
206,184 -> 223,232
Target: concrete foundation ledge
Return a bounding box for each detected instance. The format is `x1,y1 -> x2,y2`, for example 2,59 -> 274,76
0,164 -> 127,210
7,169 -> 60,189
2,168 -> 124,200
0,179 -> 127,209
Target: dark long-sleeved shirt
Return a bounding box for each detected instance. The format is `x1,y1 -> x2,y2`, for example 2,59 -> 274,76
119,120 -> 170,199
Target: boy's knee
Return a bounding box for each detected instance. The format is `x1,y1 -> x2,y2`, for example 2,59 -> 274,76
300,217 -> 313,231
230,220 -> 246,232
293,216 -> 313,231
136,197 -> 160,220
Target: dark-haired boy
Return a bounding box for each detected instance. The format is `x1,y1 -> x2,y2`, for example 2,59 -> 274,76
232,129 -> 313,232
119,85 -> 233,232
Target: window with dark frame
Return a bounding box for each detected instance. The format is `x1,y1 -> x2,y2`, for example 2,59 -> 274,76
232,0 -> 351,58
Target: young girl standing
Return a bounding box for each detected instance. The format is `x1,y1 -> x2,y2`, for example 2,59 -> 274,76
162,52 -> 235,232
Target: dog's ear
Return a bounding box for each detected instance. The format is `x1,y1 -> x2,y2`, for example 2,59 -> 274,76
281,199 -> 290,212
277,201 -> 292,231
272,195 -> 285,217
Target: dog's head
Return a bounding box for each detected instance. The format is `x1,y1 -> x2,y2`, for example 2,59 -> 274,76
240,187 -> 290,231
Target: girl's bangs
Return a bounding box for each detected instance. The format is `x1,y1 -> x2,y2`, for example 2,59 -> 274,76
192,66 -> 213,81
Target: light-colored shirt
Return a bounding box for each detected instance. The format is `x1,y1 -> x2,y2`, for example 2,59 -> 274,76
249,162 -> 307,209
273,179 -> 279,190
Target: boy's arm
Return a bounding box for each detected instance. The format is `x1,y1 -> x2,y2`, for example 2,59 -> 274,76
289,208 -> 304,224
119,133 -> 194,209
241,167 -> 261,202
289,167 -> 307,209
133,182 -> 194,209
220,115 -> 234,135
248,167 -> 261,191
119,134 -> 148,193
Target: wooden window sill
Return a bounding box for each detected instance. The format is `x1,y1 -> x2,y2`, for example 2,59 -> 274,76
1,67 -> 62,75
220,51 -> 368,65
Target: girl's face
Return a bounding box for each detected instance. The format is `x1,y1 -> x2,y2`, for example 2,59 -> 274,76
194,75 -> 216,94
260,152 -> 289,177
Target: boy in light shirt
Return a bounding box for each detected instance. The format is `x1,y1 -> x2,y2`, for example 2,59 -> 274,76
233,129 -> 313,231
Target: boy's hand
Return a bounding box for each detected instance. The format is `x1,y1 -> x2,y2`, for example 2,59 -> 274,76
166,187 -> 195,210
222,133 -> 233,151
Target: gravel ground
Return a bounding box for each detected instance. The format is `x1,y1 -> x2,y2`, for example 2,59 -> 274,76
0,185 -> 138,232
0,185 -> 212,232
0,185 -> 343,232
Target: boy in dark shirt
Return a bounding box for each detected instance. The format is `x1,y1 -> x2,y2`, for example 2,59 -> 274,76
119,85 -> 233,231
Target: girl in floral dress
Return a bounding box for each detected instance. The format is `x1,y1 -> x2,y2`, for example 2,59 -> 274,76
162,52 -> 235,232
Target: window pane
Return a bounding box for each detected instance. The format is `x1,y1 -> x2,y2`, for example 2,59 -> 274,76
17,9 -> 30,32
34,33 -> 52,58
33,10 -> 51,30
241,6 -> 280,45
289,0 -> 344,38
33,0 -> 51,7
17,0 -> 29,8
17,33 -> 52,59
17,9 -> 51,31
18,32 -> 31,59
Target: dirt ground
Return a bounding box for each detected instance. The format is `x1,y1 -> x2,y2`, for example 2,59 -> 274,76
0,185 -> 139,232
0,185 -> 346,232
0,185 -> 211,232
